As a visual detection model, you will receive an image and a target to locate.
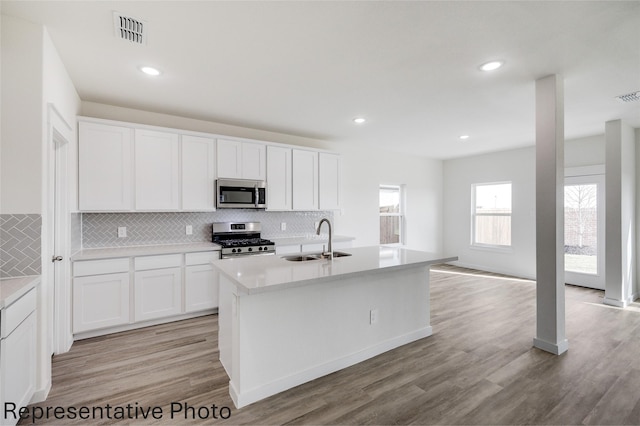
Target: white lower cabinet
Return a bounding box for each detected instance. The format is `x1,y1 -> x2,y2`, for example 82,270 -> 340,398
1,289 -> 37,426
72,251 -> 219,337
73,273 -> 130,333
185,252 -> 219,313
73,258 -> 131,333
134,268 -> 182,322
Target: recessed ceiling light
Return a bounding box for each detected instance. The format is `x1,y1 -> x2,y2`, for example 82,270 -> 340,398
353,117 -> 367,124
459,135 -> 470,140
479,61 -> 504,71
139,66 -> 161,76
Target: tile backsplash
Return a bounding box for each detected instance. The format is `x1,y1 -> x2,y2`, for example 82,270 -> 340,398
0,214 -> 42,277
81,210 -> 334,248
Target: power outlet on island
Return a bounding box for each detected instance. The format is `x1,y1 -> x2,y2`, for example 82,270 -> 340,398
370,308 -> 379,325
117,227 -> 127,238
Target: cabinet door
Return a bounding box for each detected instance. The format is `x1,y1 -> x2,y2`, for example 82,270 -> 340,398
185,264 -> 219,312
217,139 -> 242,179
135,129 -> 180,210
292,149 -> 319,210
182,135 -> 216,210
134,268 -> 182,322
319,153 -> 341,210
78,122 -> 133,211
1,313 -> 36,425
73,272 -> 130,333
241,142 -> 267,180
266,146 -> 292,210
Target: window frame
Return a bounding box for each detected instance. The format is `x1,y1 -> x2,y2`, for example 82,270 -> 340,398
470,181 -> 513,250
379,184 -> 405,246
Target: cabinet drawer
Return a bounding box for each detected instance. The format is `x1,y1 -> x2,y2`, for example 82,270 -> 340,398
1,288 -> 36,338
185,251 -> 219,266
74,258 -> 130,277
134,254 -> 182,271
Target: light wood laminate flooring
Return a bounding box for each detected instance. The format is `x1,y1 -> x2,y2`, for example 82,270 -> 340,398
19,265 -> 640,425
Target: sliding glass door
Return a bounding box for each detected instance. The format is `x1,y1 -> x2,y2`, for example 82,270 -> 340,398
564,173 -> 605,290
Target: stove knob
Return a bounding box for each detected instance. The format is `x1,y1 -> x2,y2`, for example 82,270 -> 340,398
263,246 -> 268,251
258,247 -> 263,251
231,249 -> 237,253
237,248 -> 242,253
248,247 -> 253,252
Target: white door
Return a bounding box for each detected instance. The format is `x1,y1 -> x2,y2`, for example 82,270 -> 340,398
266,146 -> 292,210
292,149 -> 319,211
48,106 -> 73,354
564,172 -> 605,290
134,268 -> 182,321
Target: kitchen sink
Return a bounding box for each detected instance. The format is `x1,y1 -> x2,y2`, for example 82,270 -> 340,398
283,251 -> 352,262
283,255 -> 322,262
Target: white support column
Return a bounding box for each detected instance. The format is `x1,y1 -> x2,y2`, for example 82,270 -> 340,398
604,120 -> 636,307
533,74 -> 568,355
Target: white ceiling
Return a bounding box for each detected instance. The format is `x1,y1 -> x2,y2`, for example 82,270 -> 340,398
2,1 -> 639,159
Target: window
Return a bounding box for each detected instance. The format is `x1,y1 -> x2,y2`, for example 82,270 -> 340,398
380,185 -> 404,245
471,182 -> 512,247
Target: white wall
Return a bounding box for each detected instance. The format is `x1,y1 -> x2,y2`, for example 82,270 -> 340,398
80,102 -> 443,252
1,14 -> 43,213
443,147 -> 537,278
443,135 -> 607,279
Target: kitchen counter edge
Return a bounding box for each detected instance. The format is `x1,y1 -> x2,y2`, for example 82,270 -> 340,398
71,242 -> 222,261
0,275 -> 41,309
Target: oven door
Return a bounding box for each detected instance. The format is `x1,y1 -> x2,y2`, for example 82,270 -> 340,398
216,179 -> 266,209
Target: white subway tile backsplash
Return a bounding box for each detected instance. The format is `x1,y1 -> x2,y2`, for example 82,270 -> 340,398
0,214 -> 42,278
82,210 -> 334,248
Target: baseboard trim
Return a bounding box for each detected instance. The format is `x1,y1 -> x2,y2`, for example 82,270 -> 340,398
230,326 -> 433,408
73,309 -> 217,340
533,337 -> 569,355
30,380 -> 52,404
445,261 -> 535,281
603,297 -> 628,308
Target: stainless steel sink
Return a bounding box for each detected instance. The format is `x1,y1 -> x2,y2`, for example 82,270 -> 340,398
282,251 -> 352,262
283,255 -> 322,262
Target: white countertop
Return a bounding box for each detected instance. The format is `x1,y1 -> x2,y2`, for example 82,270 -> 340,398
268,235 -> 355,246
71,242 -> 221,261
212,246 -> 456,295
0,275 -> 40,309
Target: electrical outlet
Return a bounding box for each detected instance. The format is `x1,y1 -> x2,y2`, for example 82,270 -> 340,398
281,222 -> 286,231
370,308 -> 379,325
186,225 -> 193,235
117,227 -> 127,238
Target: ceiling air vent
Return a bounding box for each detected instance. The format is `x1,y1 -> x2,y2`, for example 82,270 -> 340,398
615,91 -> 640,103
113,12 -> 147,45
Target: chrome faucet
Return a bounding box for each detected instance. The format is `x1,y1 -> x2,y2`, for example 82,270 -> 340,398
316,218 -> 333,259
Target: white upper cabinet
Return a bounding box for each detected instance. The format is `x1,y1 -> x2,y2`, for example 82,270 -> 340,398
78,122 -> 133,211
216,139 -> 242,178
134,129 -> 180,210
319,152 -> 341,210
292,149 -> 319,211
241,142 -> 267,180
181,135 -> 216,211
266,146 -> 292,211
217,139 -> 266,180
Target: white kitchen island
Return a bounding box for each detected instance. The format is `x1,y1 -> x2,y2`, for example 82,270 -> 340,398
213,246 -> 456,408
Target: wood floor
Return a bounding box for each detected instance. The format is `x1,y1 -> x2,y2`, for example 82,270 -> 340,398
19,265 -> 640,425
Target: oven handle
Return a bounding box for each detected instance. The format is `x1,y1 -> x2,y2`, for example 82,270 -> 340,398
221,252 -> 275,260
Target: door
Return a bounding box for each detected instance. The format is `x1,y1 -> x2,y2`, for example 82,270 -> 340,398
292,149 -> 319,210
48,105 -> 73,354
181,135 -> 216,211
564,172 -> 605,290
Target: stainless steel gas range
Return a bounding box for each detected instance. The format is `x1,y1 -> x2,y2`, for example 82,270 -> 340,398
212,222 -> 276,259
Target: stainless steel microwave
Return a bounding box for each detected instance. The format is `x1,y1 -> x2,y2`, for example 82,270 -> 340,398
216,179 -> 267,209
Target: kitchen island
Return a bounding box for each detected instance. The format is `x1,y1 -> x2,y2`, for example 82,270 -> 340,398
213,246 -> 456,408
